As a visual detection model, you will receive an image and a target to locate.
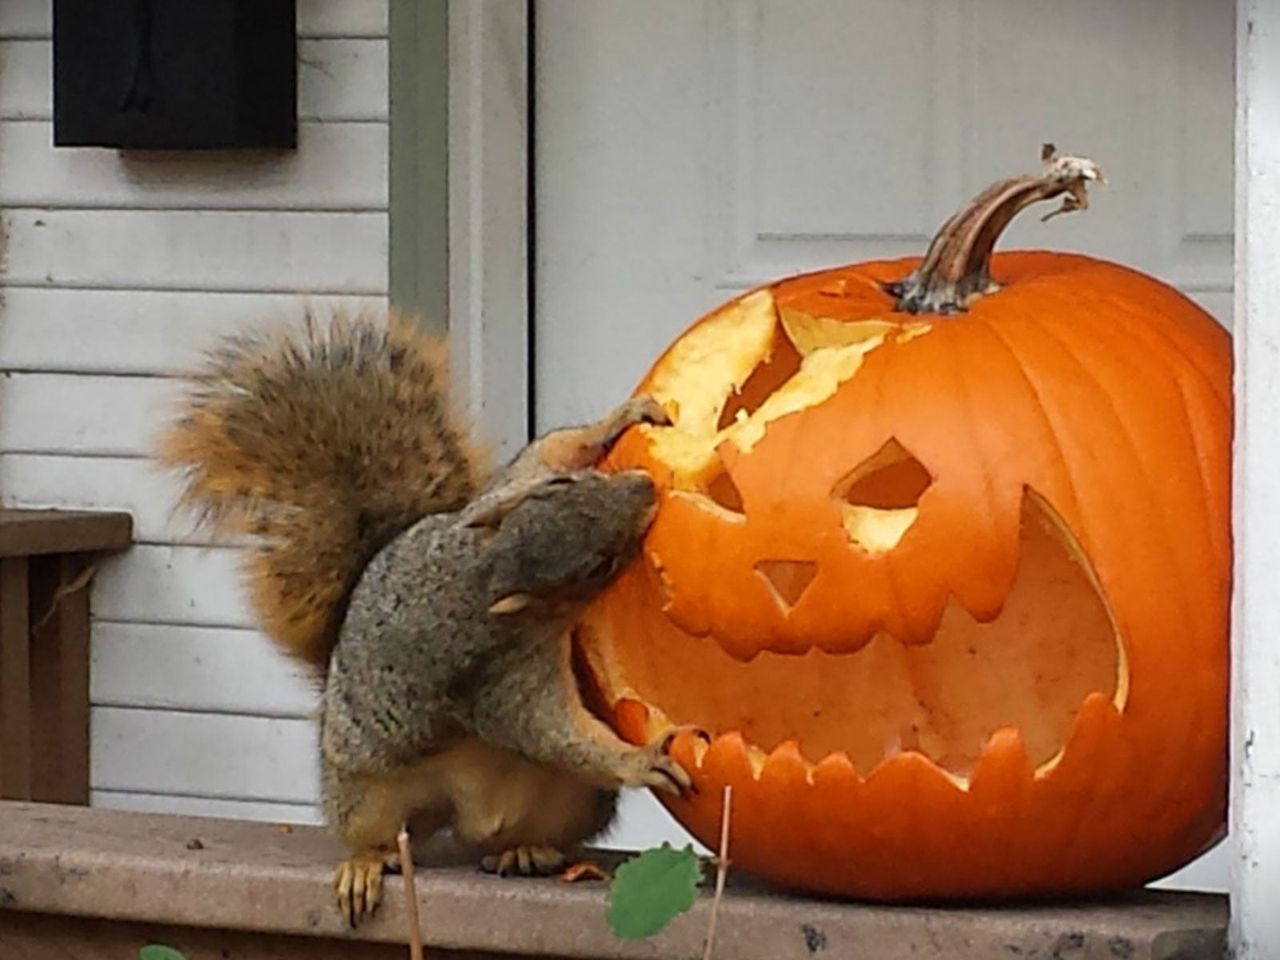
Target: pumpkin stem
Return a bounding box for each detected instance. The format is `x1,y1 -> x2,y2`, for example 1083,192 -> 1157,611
886,144 -> 1104,315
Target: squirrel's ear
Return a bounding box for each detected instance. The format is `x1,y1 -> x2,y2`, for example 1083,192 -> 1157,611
461,476 -> 545,529
488,593 -> 535,615
461,474 -> 577,529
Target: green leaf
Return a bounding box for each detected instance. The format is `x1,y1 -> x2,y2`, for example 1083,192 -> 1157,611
605,843 -> 704,940
139,946 -> 188,960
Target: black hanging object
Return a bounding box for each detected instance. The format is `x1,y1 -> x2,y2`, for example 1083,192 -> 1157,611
53,0 -> 297,149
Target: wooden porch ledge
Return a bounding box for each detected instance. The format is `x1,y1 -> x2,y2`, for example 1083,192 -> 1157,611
0,509 -> 133,806
0,509 -> 133,558
0,802 -> 1227,959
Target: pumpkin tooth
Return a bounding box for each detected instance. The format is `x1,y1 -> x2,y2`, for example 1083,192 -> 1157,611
812,750 -> 857,783
969,727 -> 1036,797
762,740 -> 814,786
634,711 -> 1114,795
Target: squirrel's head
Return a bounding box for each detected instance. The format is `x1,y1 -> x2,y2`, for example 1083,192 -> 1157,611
474,469 -> 657,619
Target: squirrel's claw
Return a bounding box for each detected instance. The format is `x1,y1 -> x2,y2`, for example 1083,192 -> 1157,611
480,844 -> 566,877
626,725 -> 704,799
659,723 -> 711,751
642,756 -> 694,798
334,852 -> 393,928
622,395 -> 673,429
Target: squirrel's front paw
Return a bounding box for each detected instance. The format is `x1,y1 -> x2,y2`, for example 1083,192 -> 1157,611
623,726 -> 706,797
334,851 -> 397,927
629,395 -> 673,428
610,395 -> 672,434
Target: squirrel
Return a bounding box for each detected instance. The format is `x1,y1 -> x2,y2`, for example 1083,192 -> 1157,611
155,310 -> 696,926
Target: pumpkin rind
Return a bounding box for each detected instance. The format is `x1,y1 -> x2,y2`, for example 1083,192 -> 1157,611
581,247 -> 1230,899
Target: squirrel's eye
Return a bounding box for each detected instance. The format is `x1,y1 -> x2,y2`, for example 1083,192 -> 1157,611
588,556 -> 618,579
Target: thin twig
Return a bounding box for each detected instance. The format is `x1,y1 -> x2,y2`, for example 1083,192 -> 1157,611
31,564 -> 96,633
702,785 -> 733,960
398,824 -> 424,960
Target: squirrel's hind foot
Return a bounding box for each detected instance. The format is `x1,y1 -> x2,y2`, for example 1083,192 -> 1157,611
480,844 -> 566,877
334,850 -> 399,927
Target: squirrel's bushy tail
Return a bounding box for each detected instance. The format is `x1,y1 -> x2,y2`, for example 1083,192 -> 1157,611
156,310 -> 486,674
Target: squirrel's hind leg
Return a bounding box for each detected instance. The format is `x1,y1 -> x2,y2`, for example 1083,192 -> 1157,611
479,845 -> 566,877
323,754 -> 454,927
441,737 -> 616,874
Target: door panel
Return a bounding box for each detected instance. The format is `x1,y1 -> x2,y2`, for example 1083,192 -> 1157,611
534,0 -> 1234,888
536,0 -> 1232,428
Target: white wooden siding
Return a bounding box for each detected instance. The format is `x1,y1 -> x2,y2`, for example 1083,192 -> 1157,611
91,709 -> 318,802
91,790 -> 322,826
0,290 -> 385,374
1,210 -> 387,292
0,0 -> 392,823
0,124 -> 389,210
90,623 -> 315,717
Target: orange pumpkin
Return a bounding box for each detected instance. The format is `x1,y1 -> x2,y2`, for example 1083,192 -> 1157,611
578,150 -> 1231,899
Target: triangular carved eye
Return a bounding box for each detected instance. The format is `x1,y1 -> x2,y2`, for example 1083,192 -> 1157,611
835,439 -> 932,553
717,331 -> 803,431
841,439 -> 933,509
706,468 -> 745,514
754,559 -> 817,612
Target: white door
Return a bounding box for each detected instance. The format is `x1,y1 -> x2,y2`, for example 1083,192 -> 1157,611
533,0 -> 1235,889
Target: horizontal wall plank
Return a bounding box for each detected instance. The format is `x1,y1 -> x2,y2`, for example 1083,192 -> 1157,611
298,39 -> 389,122
0,454 -> 261,546
95,545 -> 253,627
0,454 -> 193,543
0,289 -> 388,375
92,622 -> 317,716
91,707 -> 319,804
298,0 -> 389,38
0,373 -> 175,457
0,0 -> 389,38
91,789 -> 322,825
0,209 -> 388,293
0,39 -> 386,121
0,121 -> 389,210
0,1 -> 48,38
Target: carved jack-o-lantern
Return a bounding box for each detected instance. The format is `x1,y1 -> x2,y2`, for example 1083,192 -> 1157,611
578,153 -> 1231,898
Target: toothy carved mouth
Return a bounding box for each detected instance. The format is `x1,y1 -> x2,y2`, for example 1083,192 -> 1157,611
580,490 -> 1127,787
